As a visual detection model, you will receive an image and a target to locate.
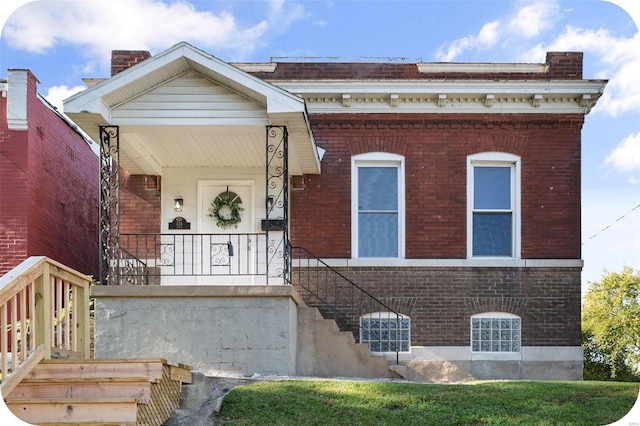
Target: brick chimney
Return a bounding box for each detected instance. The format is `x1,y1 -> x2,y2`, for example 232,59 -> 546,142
111,50 -> 152,76
546,52 -> 583,79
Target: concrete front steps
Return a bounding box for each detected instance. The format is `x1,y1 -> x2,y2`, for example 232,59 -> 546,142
296,307 -> 399,379
4,358 -> 191,425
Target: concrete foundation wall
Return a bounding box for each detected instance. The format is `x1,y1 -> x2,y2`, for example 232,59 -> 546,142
296,307 -> 397,379
390,346 -> 583,381
92,285 -> 302,377
92,285 -> 581,381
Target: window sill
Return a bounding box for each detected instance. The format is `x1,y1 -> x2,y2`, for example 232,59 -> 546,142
315,258 -> 583,268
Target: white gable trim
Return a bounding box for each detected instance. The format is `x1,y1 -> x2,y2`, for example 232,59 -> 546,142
64,42 -> 306,117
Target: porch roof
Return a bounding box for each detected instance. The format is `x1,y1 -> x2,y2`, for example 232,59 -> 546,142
63,42 -> 321,176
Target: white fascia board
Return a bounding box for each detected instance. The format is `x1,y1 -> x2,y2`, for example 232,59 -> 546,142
272,80 -> 607,96
266,94 -> 306,114
64,97 -> 112,131
269,110 -> 321,174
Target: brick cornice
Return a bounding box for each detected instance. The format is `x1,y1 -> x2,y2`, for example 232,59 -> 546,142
309,113 -> 585,128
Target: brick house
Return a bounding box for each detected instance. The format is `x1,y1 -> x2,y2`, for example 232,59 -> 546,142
64,42 -> 606,380
0,69 -> 99,277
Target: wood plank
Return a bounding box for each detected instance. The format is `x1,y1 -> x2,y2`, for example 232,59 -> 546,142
8,378 -> 151,403
169,364 -> 192,384
0,345 -> 45,398
39,357 -> 168,364
30,360 -> 164,382
18,376 -> 149,384
6,398 -> 138,424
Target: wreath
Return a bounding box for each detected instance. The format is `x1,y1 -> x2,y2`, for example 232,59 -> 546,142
208,193 -> 244,229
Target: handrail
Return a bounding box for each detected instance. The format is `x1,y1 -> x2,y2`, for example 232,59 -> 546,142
290,246 -> 404,364
118,247 -> 148,285
0,257 -> 91,393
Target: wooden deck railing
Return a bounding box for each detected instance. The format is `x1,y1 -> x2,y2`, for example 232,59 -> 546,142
0,257 -> 91,396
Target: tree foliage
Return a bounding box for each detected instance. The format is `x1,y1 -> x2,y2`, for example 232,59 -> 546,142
582,267 -> 640,381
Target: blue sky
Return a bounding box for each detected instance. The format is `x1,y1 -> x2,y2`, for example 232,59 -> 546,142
1,0 -> 638,294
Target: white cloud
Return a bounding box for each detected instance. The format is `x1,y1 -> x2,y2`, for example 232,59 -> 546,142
436,21 -> 500,61
2,0 -> 306,67
44,85 -> 86,110
604,131 -> 640,175
434,0 -> 640,118
436,0 -> 558,61
508,1 -> 559,38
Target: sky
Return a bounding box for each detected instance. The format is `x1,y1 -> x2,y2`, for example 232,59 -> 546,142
0,0 -> 638,295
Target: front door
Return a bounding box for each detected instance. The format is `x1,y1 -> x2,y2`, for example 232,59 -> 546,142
198,180 -> 255,284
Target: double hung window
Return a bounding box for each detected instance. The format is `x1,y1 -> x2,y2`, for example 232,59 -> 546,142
352,153 -> 404,258
467,153 -> 520,258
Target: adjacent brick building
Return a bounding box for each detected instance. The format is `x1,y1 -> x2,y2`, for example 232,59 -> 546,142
0,70 -> 99,277
64,43 -> 606,380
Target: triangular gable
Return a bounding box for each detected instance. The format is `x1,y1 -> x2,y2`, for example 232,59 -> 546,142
65,41 -> 306,118
111,69 -> 270,126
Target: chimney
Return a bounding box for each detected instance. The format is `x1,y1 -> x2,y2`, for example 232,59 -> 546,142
111,50 -> 151,76
545,52 -> 583,80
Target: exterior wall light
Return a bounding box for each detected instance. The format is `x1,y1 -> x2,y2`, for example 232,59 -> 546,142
174,197 -> 184,212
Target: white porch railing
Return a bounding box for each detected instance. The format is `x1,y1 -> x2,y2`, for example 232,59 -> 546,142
0,257 -> 91,396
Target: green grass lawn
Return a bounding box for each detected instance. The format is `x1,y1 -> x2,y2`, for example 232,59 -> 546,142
217,379 -> 639,425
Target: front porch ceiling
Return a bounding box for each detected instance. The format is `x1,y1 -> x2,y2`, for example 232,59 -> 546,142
118,125 -> 276,175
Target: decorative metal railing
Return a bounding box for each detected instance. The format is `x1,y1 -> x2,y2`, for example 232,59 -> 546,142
0,257 -> 91,396
115,233 -> 287,284
290,246 -> 405,363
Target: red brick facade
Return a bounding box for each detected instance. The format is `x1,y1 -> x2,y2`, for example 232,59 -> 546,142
290,113 -> 583,260
275,53 -> 587,351
0,71 -> 99,277
119,171 -> 161,235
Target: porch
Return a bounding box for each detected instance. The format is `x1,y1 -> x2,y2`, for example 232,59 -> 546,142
62,43 -> 322,287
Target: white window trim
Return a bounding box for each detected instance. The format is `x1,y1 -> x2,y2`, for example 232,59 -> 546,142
360,311 -> 411,354
466,152 -> 521,259
470,312 -> 522,359
351,153 -> 405,259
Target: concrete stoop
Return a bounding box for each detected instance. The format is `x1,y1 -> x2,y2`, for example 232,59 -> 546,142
296,307 -> 399,379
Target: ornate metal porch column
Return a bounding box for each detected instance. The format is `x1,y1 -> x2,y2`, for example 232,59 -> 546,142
99,126 -> 120,285
265,126 -> 289,284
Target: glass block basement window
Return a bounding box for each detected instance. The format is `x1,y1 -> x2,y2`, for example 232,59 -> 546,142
360,313 -> 410,352
471,316 -> 521,352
